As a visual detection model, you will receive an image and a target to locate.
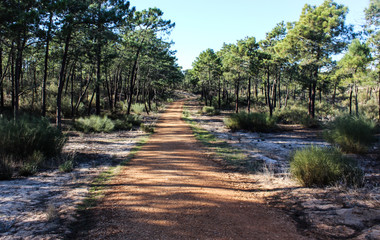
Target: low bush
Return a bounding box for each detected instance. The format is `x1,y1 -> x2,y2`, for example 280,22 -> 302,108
275,106 -> 319,128
0,114 -> 66,158
131,103 -> 145,115
201,106 -> 220,116
75,115 -> 114,133
323,114 -> 376,153
114,114 -> 142,131
290,146 -> 363,187
224,112 -> 276,132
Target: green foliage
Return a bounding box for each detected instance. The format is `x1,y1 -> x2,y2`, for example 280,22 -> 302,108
0,115 -> 66,159
275,105 -> 321,128
113,115 -> 142,131
290,146 -> 364,187
75,115 -> 115,133
324,114 -> 376,153
59,160 -> 74,173
201,106 -> 220,115
224,112 -> 276,132
131,103 -> 145,115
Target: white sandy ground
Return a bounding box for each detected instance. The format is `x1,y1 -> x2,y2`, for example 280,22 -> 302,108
0,127 -> 150,240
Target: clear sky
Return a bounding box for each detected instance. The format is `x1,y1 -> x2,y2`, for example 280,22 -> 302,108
131,0 -> 370,70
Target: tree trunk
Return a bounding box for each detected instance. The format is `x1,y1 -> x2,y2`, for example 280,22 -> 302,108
378,72 -> 380,121
332,82 -> 337,106
42,12 -> 53,116
284,86 -> 289,108
56,30 -> 72,130
247,77 -> 251,113
235,75 -> 240,113
349,85 -> 353,115
310,81 -> 316,119
95,42 -> 101,115
218,77 -> 221,110
266,67 -> 273,117
355,85 -> 359,116
127,43 -> 144,115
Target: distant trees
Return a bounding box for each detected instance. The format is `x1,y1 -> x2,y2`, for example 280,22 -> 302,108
0,0 -> 183,129
187,0 -> 379,122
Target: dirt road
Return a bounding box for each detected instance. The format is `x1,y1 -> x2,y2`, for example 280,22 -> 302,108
74,101 -> 309,239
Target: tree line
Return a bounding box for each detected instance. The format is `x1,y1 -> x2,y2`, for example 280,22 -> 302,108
0,0 -> 183,129
186,0 -> 379,121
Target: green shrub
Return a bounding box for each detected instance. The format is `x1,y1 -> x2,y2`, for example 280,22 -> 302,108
59,160 -> 74,173
275,106 -> 319,127
224,112 -> 276,132
131,103 -> 145,115
75,115 -> 115,133
323,114 -> 376,153
0,114 -> 66,158
201,106 -> 220,116
113,114 -> 142,131
290,146 -> 363,187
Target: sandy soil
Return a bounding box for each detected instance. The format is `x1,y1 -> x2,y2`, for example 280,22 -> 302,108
72,100 -> 309,240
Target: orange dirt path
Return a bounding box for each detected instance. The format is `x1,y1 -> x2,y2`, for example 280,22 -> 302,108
79,101 -> 309,240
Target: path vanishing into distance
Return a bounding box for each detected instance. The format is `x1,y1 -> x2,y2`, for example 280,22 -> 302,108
73,100 -> 309,239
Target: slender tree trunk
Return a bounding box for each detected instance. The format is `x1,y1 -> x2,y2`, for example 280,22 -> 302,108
247,77 -> 251,113
284,86 -> 289,108
349,85 -> 353,115
127,43 -> 144,115
95,42 -> 101,115
355,85 -> 359,116
42,12 -> 53,116
88,89 -> 95,115
56,30 -> 72,130
266,67 -> 273,117
218,77 -> 221,110
235,77 -> 239,113
332,82 -> 337,106
310,81 -> 316,119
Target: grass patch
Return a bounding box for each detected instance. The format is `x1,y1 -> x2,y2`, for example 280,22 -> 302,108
201,106 -> 220,116
323,114 -> 376,153
0,114 -> 66,159
274,106 -> 319,128
224,112 -> 277,132
75,115 -> 114,133
290,146 -> 364,187
113,114 -> 142,131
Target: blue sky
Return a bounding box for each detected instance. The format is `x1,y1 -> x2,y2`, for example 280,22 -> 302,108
131,0 -> 370,70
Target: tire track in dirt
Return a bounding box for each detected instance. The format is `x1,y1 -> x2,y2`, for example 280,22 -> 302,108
74,101 -> 310,240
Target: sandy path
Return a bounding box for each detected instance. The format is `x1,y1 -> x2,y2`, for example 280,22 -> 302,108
75,101 -> 309,240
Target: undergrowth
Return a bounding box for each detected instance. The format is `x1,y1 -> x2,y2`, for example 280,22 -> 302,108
290,146 -> 363,187
224,112 -> 276,132
323,114 -> 376,153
